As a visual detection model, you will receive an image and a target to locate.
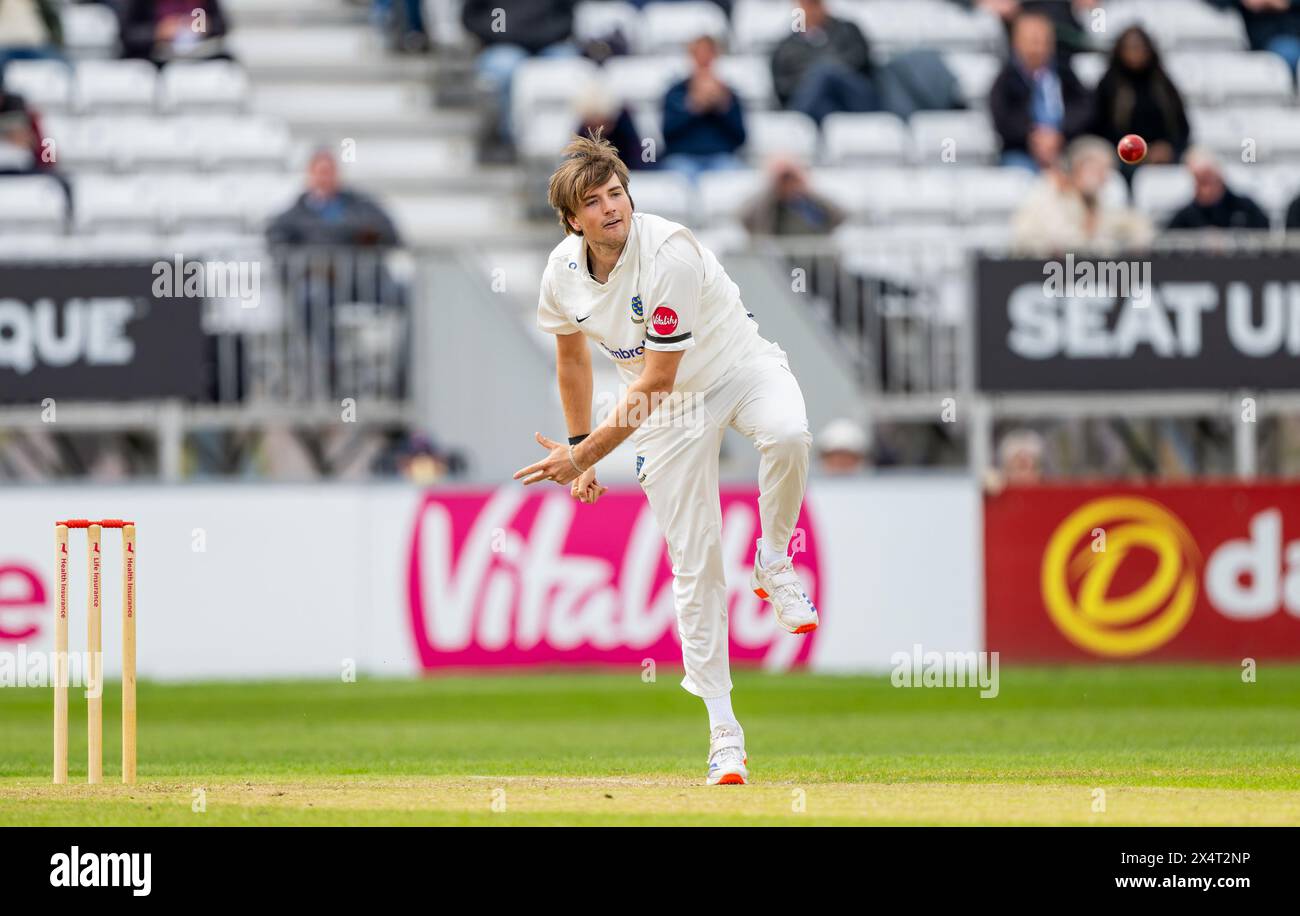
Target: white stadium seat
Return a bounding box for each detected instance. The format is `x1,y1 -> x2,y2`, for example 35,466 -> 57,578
2,60 -> 73,112
75,60 -> 159,112
848,0 -> 1004,53
61,3 -> 121,57
942,52 -> 1001,106
602,55 -> 686,108
744,110 -> 819,162
733,0 -> 795,54
641,1 -> 730,52
1168,52 -> 1295,107
511,57 -> 600,140
715,55 -> 776,109
628,171 -> 695,224
955,167 -> 1037,222
1132,165 -> 1194,222
698,168 -> 766,225
161,174 -> 257,232
180,116 -> 292,170
823,112 -> 909,166
575,1 -> 643,53
160,61 -> 250,112
910,110 -> 999,165
73,175 -> 163,232
1069,52 -> 1108,90
1097,0 -> 1247,53
0,175 -> 68,231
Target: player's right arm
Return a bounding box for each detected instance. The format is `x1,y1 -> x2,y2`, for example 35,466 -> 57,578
555,330 -> 592,442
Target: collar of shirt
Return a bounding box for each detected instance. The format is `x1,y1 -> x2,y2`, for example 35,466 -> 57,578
579,214 -> 637,286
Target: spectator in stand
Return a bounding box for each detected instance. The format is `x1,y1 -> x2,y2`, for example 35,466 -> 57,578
461,0 -> 578,159
990,12 -> 1093,172
661,34 -> 745,184
996,429 -> 1045,486
0,0 -> 62,71
740,153 -> 845,236
120,0 -> 231,65
1166,147 -> 1271,231
0,77 -> 70,213
373,0 -> 431,54
1091,26 -> 1190,175
1210,0 -> 1300,82
627,0 -> 731,11
1012,135 -> 1153,255
951,0 -> 1101,58
1285,191 -> 1300,229
267,148 -> 401,247
817,418 -> 870,475
573,83 -> 646,171
771,0 -> 878,125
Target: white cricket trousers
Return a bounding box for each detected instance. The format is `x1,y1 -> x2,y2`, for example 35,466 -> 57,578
632,341 -> 812,699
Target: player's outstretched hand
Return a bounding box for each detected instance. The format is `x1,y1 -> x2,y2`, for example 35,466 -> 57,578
571,466 -> 607,504
513,432 -> 582,486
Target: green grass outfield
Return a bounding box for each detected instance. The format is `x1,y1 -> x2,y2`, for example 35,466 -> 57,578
2,665 -> 1299,825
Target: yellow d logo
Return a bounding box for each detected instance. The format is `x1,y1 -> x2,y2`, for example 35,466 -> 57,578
1041,497 -> 1200,657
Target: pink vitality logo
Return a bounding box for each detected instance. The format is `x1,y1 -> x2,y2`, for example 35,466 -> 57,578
406,487 -> 820,670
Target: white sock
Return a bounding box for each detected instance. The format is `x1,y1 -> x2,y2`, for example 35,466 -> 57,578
757,537 -> 786,568
703,692 -> 739,730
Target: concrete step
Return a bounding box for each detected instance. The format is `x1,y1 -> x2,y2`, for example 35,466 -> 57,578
224,0 -> 369,27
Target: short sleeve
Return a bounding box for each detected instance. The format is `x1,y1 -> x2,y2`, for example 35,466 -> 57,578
644,234 -> 701,352
536,272 -> 579,335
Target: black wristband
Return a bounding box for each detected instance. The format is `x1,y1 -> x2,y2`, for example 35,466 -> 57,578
568,434 -> 589,446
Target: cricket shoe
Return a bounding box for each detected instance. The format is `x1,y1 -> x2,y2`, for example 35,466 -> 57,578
750,540 -> 819,634
707,724 -> 749,786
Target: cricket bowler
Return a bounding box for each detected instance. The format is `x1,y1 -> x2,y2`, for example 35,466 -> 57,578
513,132 -> 818,786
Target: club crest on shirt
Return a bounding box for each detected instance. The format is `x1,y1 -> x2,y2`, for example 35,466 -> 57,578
630,295 -> 644,323
635,455 -> 646,482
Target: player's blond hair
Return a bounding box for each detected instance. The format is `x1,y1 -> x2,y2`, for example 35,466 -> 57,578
547,128 -> 634,236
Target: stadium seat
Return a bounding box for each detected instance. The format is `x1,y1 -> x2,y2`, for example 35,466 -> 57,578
75,60 -> 159,113
942,52 -> 1001,107
226,27 -> 377,68
1069,52 -> 1108,90
733,0 -> 794,54
849,0 -> 1004,53
161,174 -> 257,232
1099,0 -> 1248,53
575,1 -> 643,54
160,61 -> 251,113
0,175 -> 68,232
1167,52 -> 1295,107
909,111 -> 998,165
73,175 -> 163,232
181,117 -> 293,170
715,56 -> 777,109
1132,165 -> 1194,223
822,112 -> 909,166
61,3 -> 121,57
744,110 -> 819,163
955,167 -> 1037,223
641,1 -> 730,52
237,173 -> 303,230
602,55 -> 686,108
830,168 -> 958,224
628,171 -> 695,224
518,109 -> 578,162
698,168 -> 766,225
511,57 -> 600,142
2,60 -> 73,113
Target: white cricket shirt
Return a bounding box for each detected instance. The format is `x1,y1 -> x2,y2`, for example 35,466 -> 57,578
536,212 -> 767,392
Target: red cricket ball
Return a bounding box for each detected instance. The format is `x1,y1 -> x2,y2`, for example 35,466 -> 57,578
1117,133 -> 1148,164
